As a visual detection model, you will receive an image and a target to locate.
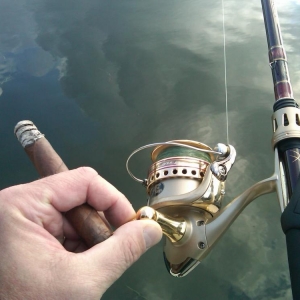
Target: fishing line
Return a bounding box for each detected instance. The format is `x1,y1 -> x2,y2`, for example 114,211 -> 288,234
222,0 -> 229,145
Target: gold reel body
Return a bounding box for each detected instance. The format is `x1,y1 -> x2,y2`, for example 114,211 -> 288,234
147,141 -> 228,276
128,140 -> 236,277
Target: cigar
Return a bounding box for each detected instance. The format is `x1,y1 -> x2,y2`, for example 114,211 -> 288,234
14,120 -> 113,248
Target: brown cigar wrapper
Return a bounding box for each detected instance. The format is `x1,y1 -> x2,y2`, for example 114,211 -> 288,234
24,137 -> 113,248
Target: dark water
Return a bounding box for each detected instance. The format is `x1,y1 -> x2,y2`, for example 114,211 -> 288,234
1,0 -> 299,299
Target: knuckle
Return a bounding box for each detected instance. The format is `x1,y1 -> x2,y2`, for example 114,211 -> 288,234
76,166 -> 98,177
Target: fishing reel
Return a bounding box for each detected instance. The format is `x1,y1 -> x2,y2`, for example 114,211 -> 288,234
127,140 -> 279,277
127,140 -> 237,276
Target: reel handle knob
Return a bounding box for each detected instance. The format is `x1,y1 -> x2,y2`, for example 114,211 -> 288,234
136,206 -> 186,243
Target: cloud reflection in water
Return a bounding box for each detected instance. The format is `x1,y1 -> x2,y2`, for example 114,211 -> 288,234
1,0 -> 299,298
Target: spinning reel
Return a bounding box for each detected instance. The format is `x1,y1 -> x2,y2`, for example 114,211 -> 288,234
127,140 -> 279,277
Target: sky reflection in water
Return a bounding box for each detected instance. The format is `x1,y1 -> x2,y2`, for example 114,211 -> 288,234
0,0 -> 300,299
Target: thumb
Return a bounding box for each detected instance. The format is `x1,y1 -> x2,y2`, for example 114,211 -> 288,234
82,219 -> 162,293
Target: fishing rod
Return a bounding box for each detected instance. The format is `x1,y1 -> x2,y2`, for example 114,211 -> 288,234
14,0 -> 299,296
126,0 -> 300,290
261,0 -> 300,298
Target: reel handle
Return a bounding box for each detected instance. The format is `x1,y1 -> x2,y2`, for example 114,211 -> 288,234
137,206 -> 187,243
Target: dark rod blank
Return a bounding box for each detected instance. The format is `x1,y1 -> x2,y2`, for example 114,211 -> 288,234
261,0 -> 293,101
261,1 -> 300,299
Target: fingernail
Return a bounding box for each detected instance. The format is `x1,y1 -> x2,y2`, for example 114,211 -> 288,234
143,222 -> 162,249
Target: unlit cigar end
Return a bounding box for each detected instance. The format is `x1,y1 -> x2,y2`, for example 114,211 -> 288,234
14,120 -> 45,148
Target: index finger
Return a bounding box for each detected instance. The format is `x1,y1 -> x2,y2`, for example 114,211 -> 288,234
32,167 -> 136,227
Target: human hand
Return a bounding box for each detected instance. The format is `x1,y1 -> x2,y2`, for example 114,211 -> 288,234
0,167 -> 162,299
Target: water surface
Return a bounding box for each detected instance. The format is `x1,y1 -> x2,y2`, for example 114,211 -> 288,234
0,0 -> 299,299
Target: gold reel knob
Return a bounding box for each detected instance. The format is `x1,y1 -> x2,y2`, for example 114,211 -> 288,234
137,206 -> 186,243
